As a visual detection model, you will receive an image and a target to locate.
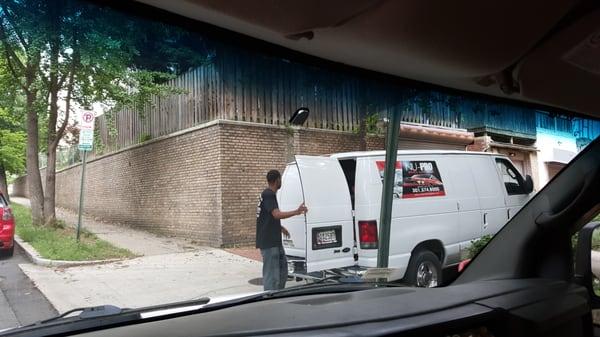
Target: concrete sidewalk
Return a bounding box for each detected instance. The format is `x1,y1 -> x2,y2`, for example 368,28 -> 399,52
19,250 -> 264,313
9,197 -> 285,313
10,197 -> 203,256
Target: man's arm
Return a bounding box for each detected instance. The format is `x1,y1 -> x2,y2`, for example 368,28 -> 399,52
272,208 -> 301,220
271,202 -> 307,220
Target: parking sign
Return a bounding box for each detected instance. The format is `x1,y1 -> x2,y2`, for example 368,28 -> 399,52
78,112 -> 95,151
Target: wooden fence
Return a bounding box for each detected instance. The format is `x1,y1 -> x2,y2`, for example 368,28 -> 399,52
93,43 -> 538,153
94,46 -> 398,152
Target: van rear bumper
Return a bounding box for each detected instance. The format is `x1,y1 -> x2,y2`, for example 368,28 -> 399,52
286,257 -> 307,275
286,255 -> 368,281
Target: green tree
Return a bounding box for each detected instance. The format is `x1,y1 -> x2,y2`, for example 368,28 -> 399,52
0,0 -> 46,223
0,0 -> 209,224
0,108 -> 25,201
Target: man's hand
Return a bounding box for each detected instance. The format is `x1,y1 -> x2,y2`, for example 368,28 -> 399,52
296,202 -> 308,215
281,226 -> 290,239
272,203 -> 308,220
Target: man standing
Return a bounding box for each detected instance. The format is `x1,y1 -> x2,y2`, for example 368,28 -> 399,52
256,169 -> 307,291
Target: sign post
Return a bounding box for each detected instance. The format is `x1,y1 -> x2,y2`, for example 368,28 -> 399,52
77,111 -> 95,242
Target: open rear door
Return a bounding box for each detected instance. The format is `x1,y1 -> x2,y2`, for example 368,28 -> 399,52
296,155 -> 355,273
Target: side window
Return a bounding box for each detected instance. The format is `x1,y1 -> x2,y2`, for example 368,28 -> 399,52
495,158 -> 526,195
0,194 -> 6,207
339,159 -> 356,208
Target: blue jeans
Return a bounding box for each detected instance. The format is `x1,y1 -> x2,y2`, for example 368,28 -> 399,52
260,246 -> 287,290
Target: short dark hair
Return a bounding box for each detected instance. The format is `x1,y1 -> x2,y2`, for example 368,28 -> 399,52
266,170 -> 281,183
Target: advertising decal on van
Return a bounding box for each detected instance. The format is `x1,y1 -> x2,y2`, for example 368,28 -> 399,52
376,160 -> 446,199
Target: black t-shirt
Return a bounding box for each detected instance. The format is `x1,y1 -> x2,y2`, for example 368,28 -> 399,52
256,188 -> 282,249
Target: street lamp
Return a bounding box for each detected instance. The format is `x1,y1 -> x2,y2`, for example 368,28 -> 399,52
289,107 -> 310,126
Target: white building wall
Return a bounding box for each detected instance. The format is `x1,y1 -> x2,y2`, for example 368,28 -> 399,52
535,129 -> 577,187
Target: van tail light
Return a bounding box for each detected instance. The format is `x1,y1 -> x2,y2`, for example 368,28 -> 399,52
358,220 -> 378,249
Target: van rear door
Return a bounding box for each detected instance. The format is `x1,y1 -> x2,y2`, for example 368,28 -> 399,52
278,164 -> 306,259
296,155 -> 355,273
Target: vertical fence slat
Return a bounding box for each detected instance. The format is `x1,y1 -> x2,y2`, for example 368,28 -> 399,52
213,63 -> 218,120
88,47 -> 498,152
271,61 -> 277,125
251,59 -> 258,123
278,61 -> 284,126
235,54 -> 242,121
263,59 -> 269,125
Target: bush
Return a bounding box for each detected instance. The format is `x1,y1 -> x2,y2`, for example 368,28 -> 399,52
139,133 -> 152,143
467,235 -> 494,259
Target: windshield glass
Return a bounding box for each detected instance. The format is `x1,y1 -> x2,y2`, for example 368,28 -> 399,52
1,0 -> 600,331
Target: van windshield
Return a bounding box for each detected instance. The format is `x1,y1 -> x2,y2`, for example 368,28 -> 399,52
1,0 -> 600,330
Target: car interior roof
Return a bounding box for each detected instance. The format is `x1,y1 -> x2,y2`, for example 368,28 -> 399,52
134,0 -> 600,119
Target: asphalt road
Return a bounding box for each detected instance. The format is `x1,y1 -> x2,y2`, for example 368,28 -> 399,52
0,245 -> 57,331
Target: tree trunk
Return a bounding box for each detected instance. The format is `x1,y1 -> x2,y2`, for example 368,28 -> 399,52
44,141 -> 57,224
0,164 -> 8,203
44,81 -> 59,225
25,91 -> 44,224
43,5 -> 61,225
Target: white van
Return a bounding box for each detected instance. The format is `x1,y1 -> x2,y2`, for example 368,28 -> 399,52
278,150 -> 534,287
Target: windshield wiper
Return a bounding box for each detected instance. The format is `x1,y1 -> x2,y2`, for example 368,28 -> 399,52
38,304 -> 126,324
3,281 -> 402,336
3,298 -> 211,336
3,305 -> 141,337
261,276 -> 406,299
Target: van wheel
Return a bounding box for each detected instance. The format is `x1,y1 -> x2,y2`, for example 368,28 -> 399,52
405,250 -> 442,288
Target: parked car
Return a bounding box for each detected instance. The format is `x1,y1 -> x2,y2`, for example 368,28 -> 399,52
279,150 -> 535,287
404,174 -> 443,187
0,192 -> 15,257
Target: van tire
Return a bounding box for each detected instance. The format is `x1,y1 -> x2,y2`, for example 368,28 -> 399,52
404,250 -> 442,288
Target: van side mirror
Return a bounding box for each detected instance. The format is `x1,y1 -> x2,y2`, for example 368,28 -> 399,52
575,222 -> 600,308
523,174 -> 534,194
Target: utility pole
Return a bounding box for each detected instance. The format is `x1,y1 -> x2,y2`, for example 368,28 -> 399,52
377,107 -> 401,268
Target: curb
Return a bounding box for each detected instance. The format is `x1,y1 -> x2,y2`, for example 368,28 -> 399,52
14,235 -> 123,268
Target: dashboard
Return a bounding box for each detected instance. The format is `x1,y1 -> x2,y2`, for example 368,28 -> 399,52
48,279 -> 591,337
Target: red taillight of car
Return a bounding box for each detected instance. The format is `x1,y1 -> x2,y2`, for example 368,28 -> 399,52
1,207 -> 13,221
458,259 -> 471,272
358,220 -> 378,249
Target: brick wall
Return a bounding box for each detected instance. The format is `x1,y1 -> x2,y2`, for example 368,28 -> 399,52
466,135 -> 492,152
219,123 -> 289,246
50,123 -> 223,245
11,176 -> 28,197
218,122 -> 382,246
13,120 -> 463,247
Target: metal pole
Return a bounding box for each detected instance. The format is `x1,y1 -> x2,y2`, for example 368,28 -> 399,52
76,150 -> 88,242
377,107 -> 401,268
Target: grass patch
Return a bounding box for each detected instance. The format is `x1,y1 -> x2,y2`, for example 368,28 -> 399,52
11,203 -> 135,261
